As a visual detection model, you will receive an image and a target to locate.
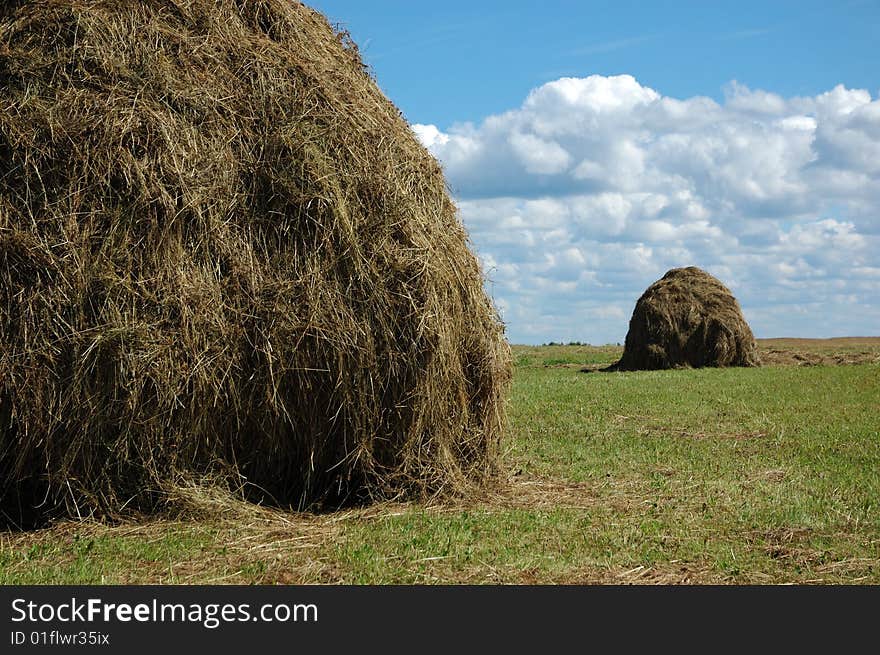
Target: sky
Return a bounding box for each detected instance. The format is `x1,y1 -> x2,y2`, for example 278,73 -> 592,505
311,0 -> 880,344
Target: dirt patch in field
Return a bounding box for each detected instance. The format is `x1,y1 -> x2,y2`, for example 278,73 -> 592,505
757,337 -> 880,367
580,337 -> 880,372
645,427 -> 769,441
614,412 -> 771,442
759,337 -> 880,349
579,363 -> 614,373
562,562 -> 725,585
484,476 -> 603,511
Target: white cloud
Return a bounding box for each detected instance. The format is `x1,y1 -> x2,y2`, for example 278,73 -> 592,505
411,123 -> 449,148
724,80 -> 787,115
414,76 -> 880,344
524,75 -> 659,119
508,132 -> 572,174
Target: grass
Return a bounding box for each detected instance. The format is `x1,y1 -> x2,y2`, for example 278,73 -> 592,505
2,341 -> 879,584
512,343 -> 620,369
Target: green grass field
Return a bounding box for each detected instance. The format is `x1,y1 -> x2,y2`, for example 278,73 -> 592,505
2,340 -> 878,584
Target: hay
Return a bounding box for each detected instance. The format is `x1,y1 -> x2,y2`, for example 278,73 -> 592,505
607,267 -> 760,371
0,0 -> 510,526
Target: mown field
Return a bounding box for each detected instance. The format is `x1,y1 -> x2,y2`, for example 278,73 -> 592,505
2,338 -> 878,584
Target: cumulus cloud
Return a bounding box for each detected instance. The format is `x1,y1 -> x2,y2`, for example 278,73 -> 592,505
412,75 -> 880,344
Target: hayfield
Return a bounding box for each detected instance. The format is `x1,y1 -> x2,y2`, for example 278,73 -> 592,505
2,338 -> 878,585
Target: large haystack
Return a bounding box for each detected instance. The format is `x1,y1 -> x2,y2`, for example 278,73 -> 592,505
608,267 -> 760,371
0,0 -> 510,525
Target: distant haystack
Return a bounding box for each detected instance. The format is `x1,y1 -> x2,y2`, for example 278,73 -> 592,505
608,267 -> 760,371
0,0 -> 510,526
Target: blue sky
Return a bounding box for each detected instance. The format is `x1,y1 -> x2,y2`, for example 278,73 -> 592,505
312,1 -> 880,344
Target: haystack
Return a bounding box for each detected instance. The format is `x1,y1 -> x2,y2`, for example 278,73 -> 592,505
0,0 -> 510,525
608,267 -> 760,371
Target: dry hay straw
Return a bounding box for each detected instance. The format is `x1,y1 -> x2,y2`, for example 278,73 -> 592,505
607,266 -> 760,371
0,0 -> 511,526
